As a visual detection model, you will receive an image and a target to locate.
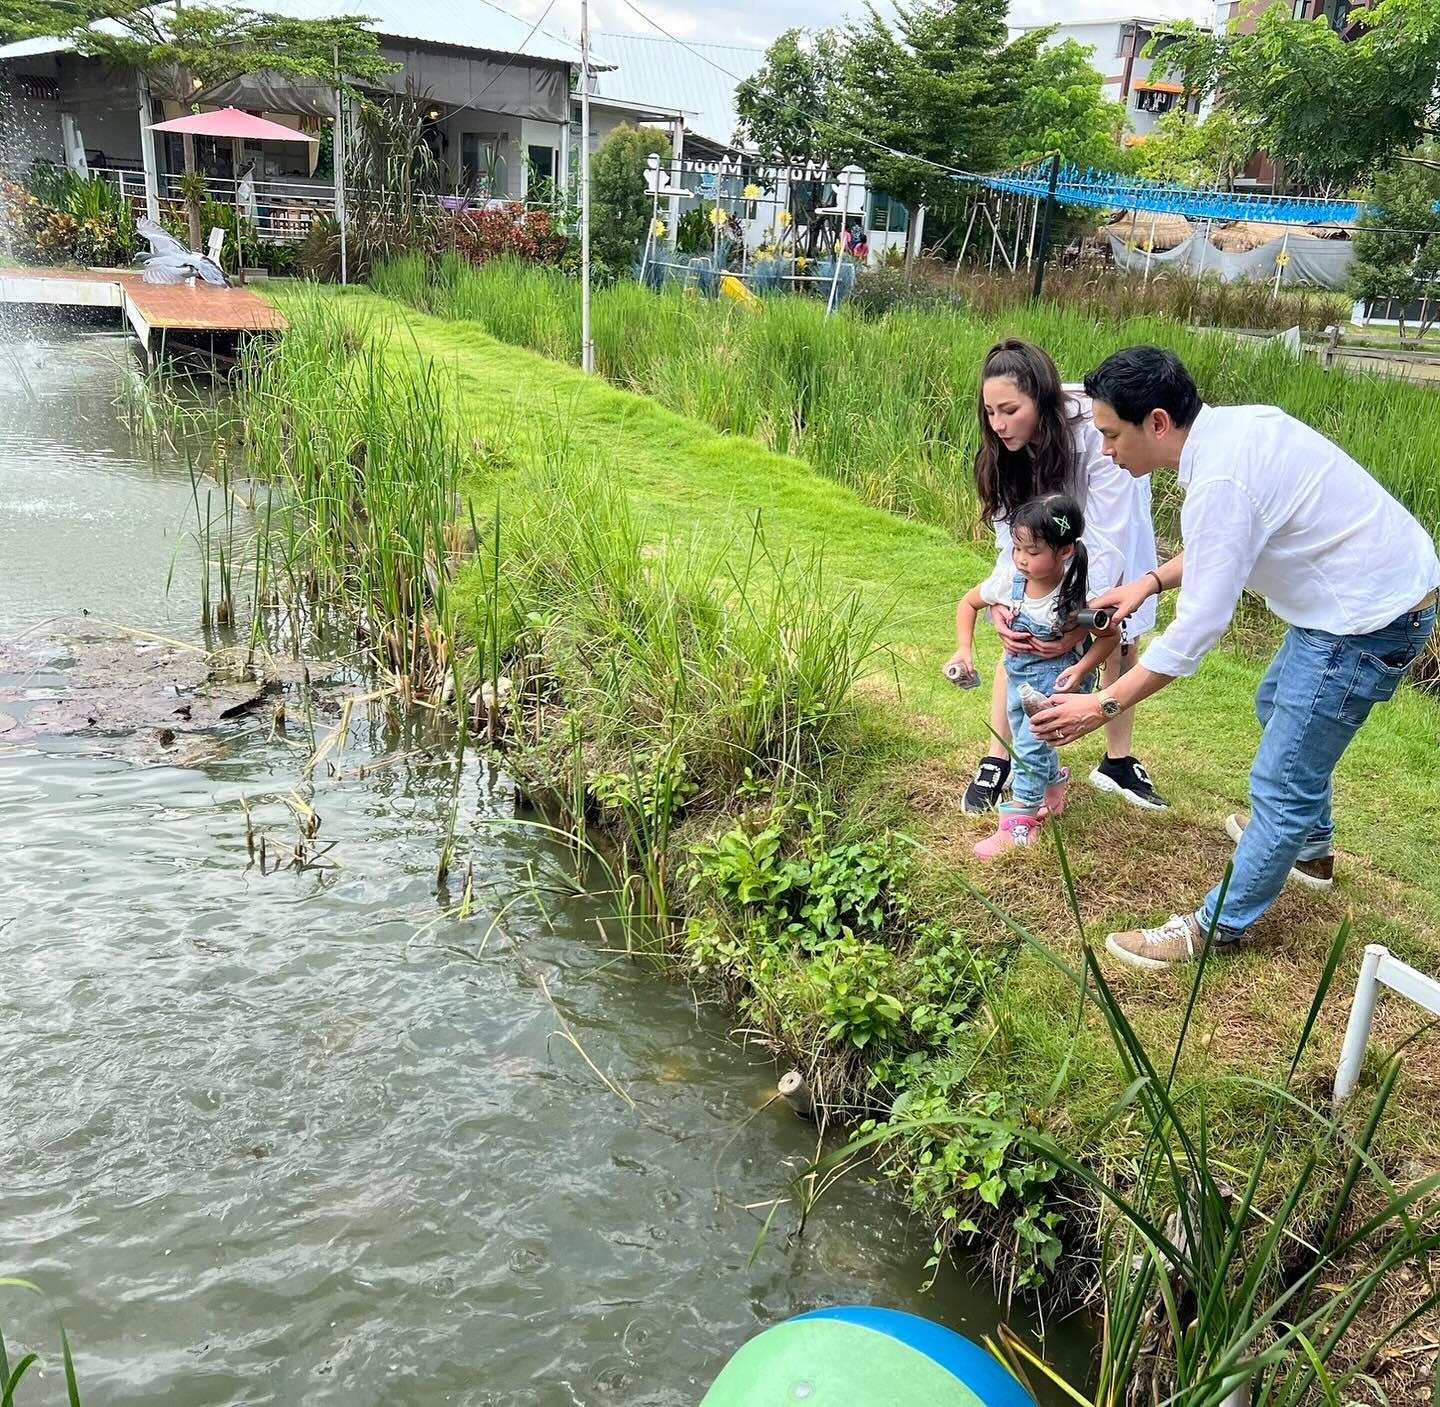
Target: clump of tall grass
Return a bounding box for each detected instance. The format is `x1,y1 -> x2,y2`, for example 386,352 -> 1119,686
372,256 -> 1440,548
449,438 -> 893,919
224,292 -> 480,699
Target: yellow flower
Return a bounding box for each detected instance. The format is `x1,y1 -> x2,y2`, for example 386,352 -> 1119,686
743,183 -> 761,200
834,237 -> 842,254
708,205 -> 725,226
796,255 -> 809,271
653,219 -> 667,238
778,210 -> 792,227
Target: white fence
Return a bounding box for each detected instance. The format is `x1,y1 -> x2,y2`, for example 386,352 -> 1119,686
1333,944 -> 1440,1103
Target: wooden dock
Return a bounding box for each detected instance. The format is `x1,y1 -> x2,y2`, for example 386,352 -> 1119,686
0,266 -> 285,354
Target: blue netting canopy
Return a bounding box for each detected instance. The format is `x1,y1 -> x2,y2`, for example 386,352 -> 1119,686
969,161 -> 1362,225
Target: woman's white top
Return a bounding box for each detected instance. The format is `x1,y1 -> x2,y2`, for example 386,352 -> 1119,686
989,388 -> 1159,637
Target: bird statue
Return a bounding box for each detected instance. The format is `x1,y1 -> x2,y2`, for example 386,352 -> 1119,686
135,217 -> 229,286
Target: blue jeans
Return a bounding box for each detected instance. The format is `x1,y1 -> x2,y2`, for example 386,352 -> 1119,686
1198,603 -> 1436,939
1006,649 -> 1087,807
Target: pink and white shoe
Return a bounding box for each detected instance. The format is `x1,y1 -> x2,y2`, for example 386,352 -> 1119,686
1042,767 -> 1071,818
973,806 -> 1044,860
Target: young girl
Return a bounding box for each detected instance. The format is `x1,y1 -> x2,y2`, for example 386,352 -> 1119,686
947,493 -> 1119,859
962,339 -> 1165,814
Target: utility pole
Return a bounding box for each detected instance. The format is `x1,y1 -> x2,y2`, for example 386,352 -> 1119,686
1030,152 -> 1062,302
580,0 -> 593,373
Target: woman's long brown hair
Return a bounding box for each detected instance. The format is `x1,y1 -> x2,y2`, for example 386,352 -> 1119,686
974,339 -> 1081,528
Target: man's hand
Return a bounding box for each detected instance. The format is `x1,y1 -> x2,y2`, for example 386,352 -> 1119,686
1091,576 -> 1156,626
1031,692 -> 1105,745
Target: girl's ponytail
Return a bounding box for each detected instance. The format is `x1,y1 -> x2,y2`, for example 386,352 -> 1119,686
1058,539 -> 1089,621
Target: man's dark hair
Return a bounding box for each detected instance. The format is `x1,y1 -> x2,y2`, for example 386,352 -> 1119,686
1083,346 -> 1202,428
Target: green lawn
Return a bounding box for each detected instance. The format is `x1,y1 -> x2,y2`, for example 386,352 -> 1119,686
263,284 -> 1439,1272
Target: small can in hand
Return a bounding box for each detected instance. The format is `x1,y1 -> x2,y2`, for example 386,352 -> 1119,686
945,661 -> 982,689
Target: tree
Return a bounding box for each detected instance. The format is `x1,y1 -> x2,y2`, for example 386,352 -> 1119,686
1153,0 -> 1440,188
734,27 -> 847,165
589,123 -> 672,272
1009,38 -> 1132,172
1349,161 -> 1440,341
839,0 -> 1046,212
1133,108 -> 1256,185
3,0 -> 394,248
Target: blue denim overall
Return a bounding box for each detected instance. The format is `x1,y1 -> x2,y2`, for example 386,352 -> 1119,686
1004,572 -> 1091,808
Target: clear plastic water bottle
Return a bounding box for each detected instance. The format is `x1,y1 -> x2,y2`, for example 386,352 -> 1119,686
1018,682 -> 1048,719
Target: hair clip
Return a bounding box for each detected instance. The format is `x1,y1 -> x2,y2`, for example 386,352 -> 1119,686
1053,514 -> 1071,535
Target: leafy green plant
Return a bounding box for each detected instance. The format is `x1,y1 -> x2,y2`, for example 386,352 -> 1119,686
806,941 -> 905,1050
866,1079 -> 1064,1292
589,123 -> 672,271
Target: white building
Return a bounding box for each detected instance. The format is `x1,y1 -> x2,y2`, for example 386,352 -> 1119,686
1012,14 -> 1209,140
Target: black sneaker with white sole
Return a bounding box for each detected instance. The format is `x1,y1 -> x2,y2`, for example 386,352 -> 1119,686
1089,754 -> 1168,810
962,755 -> 1012,814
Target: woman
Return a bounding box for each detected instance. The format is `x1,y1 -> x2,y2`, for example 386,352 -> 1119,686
959,339 -> 1166,813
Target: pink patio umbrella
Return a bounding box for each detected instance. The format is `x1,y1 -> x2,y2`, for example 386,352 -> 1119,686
148,107 -> 319,283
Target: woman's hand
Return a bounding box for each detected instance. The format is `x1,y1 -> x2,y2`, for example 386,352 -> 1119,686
989,605 -> 1035,654
1023,624 -> 1089,660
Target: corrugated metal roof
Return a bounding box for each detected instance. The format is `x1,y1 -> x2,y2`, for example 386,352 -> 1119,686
259,0 -> 587,65
0,0 -> 591,68
591,31 -> 766,147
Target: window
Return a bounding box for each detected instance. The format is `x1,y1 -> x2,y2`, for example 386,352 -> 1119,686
867,191 -> 908,234
527,144 -> 555,183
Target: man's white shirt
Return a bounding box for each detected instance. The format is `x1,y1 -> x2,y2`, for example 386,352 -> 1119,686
1142,404 -> 1440,679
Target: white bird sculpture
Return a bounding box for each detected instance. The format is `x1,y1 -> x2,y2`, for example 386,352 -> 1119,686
135,217 -> 229,286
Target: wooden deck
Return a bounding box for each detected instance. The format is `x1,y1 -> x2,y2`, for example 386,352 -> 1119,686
0,265 -> 285,351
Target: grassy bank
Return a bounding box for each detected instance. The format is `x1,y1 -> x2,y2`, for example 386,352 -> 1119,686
370,254 -> 1440,550
239,286 -> 1438,1402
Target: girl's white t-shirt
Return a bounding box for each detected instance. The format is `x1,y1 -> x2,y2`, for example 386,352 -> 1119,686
978,574 -> 1065,633
988,389 -> 1159,637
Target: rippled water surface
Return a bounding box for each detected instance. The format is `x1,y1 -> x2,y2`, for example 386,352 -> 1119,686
0,332 -> 1083,1405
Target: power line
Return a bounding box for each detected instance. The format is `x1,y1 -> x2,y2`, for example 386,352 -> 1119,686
615,0 -> 746,83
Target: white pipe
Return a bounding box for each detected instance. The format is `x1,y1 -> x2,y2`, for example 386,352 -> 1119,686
334,87 -> 348,287
580,0 -> 593,373
137,73 -> 161,222
1334,944 -> 1385,1104
1272,229 -> 1290,297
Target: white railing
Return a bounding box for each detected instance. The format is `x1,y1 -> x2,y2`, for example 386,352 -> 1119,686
1333,944 -> 1440,1102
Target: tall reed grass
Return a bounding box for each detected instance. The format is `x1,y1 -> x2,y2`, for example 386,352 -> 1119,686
372,255 -> 1440,548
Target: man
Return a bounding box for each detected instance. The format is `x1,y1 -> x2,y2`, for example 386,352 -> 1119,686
1032,346 -> 1438,970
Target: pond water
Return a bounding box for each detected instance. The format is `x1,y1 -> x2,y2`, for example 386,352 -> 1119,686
0,328 -> 1087,1404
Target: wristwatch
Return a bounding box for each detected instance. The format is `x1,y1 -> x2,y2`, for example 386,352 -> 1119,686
1097,691 -> 1123,719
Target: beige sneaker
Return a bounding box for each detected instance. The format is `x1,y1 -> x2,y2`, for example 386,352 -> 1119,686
1224,814 -> 1334,892
1105,912 -> 1207,970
